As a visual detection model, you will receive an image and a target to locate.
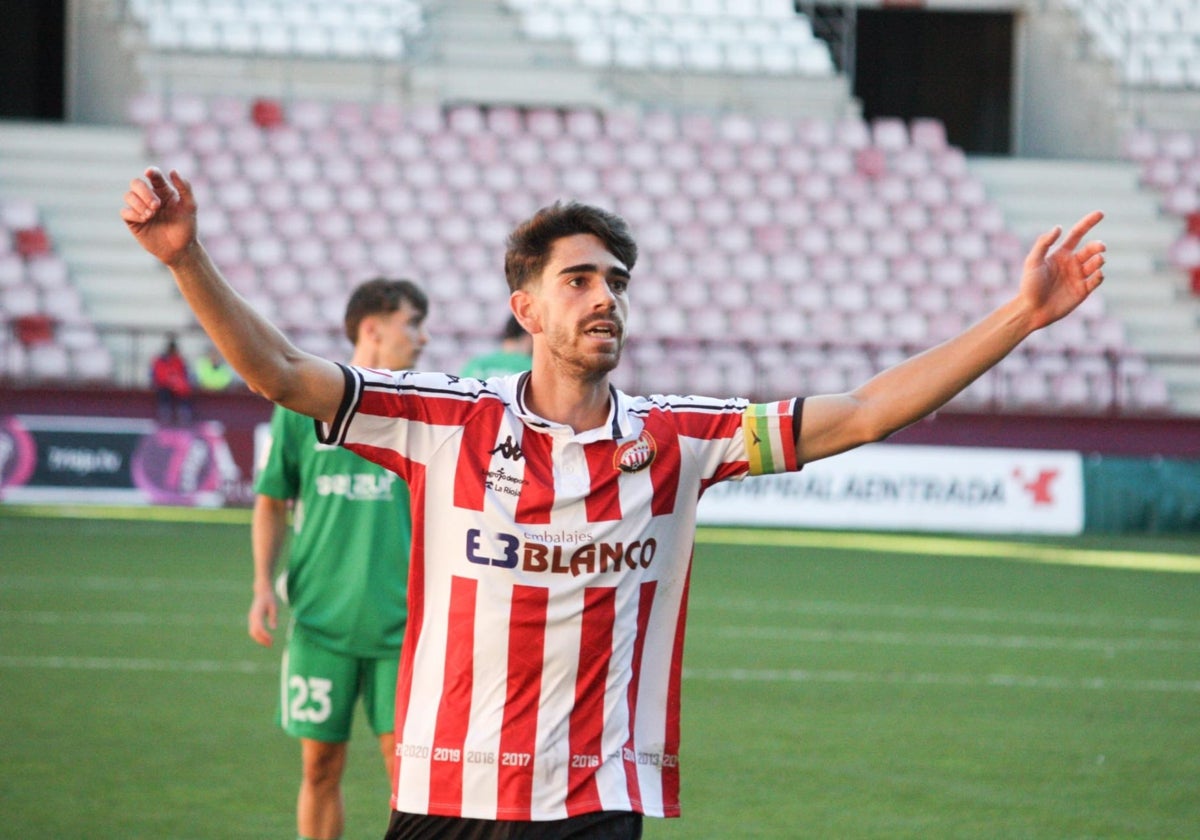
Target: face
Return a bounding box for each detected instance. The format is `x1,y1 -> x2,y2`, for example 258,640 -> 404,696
356,301 -> 428,370
520,233 -> 630,381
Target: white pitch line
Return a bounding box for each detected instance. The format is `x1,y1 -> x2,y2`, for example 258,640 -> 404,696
0,610 -> 239,627
7,607 -> 1196,656
2,654 -> 1196,694
682,667 -> 1200,694
690,595 -> 1200,634
0,655 -> 273,674
702,625 -> 1200,653
7,573 -> 1194,635
696,527 -> 1200,574
0,575 -> 242,593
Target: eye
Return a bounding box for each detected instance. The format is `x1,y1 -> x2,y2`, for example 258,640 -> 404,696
609,278 -> 629,294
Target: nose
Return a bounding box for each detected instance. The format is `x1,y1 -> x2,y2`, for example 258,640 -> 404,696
591,281 -> 618,311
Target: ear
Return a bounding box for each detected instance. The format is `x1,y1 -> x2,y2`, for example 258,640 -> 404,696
357,314 -> 380,345
510,290 -> 541,335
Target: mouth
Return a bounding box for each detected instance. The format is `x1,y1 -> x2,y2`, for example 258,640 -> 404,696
583,320 -> 621,342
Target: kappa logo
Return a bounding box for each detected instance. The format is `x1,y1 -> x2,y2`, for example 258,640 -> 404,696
490,436 -> 524,462
614,430 -> 656,473
1012,467 -> 1059,506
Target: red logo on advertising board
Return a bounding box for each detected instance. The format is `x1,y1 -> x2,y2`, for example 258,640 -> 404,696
1013,468 -> 1059,505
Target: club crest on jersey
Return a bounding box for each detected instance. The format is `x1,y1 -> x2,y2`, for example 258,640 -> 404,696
614,431 -> 656,473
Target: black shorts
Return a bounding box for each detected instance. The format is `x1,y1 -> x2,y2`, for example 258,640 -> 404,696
383,809 -> 644,840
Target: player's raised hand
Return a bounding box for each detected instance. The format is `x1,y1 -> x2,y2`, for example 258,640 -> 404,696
1017,210 -> 1106,330
121,167 -> 199,268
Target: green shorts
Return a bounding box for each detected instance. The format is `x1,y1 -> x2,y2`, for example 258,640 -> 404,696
279,624 -> 399,743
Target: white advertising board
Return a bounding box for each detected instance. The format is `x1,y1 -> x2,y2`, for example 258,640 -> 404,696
697,444 -> 1084,535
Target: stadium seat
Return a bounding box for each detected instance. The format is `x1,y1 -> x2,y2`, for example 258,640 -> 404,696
114,93 -> 1162,411
26,343 -> 71,380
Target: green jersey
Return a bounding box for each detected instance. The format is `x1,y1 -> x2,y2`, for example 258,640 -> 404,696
459,349 -> 532,380
255,405 -> 411,658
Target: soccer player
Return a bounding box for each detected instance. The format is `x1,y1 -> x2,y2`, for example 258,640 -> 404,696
123,166 -> 1104,839
459,313 -> 534,379
248,278 -> 429,840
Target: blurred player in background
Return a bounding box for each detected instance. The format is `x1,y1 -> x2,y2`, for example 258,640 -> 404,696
125,166 -> 1104,839
249,278 -> 428,840
460,313 -> 533,379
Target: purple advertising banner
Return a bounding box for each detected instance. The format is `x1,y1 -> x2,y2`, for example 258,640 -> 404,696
0,415 -> 249,507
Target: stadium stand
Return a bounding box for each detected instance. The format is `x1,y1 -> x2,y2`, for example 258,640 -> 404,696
0,198 -> 113,383
126,0 -> 423,60
503,0 -> 836,77
1114,125 -> 1200,408
1060,0 -> 1200,90
116,0 -> 856,118
118,90 -> 1166,412
1126,125 -> 1200,275
1,0 -> 1192,416
0,118 -> 191,384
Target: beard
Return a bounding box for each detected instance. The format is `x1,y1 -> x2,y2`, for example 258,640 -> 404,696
545,317 -> 625,382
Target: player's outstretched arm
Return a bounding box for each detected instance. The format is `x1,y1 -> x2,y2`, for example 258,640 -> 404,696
122,167 -> 343,423
796,211 -> 1106,464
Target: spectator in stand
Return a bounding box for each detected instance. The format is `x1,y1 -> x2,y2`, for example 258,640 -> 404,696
194,345 -> 237,392
150,334 -> 193,425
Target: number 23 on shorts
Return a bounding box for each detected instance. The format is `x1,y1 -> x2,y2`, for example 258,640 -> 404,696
288,675 -> 333,723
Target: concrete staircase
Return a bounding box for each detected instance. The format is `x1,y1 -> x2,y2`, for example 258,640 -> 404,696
0,121 -> 193,375
1021,0 -> 1200,161
407,0 -> 614,109
408,0 -> 856,119
970,155 -> 1200,413
126,0 -> 856,119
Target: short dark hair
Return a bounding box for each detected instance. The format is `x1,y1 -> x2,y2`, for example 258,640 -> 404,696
501,314 -> 527,341
504,201 -> 638,292
343,278 -> 428,344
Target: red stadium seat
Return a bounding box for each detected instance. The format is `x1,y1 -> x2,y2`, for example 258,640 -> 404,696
14,313 -> 55,346
14,227 -> 51,258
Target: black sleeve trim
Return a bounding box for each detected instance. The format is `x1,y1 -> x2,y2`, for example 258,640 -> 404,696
793,396 -> 806,466
314,363 -> 360,447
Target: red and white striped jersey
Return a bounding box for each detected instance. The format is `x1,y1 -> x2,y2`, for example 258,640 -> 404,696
319,367 -> 801,821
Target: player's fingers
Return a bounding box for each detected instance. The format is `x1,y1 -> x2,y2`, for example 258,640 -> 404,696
124,176 -> 158,210
1081,252 -> 1105,276
1076,240 -> 1106,261
168,169 -> 194,204
248,613 -> 273,647
119,205 -> 146,225
1059,210 -> 1104,251
144,166 -> 180,203
1024,224 -> 1061,269
144,165 -> 168,187
121,188 -> 161,227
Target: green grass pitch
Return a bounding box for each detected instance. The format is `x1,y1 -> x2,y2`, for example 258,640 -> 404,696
1,506 -> 1198,839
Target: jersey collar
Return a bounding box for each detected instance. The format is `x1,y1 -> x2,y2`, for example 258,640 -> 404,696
512,371 -> 629,441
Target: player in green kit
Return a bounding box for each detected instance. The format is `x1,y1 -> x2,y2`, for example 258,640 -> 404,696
459,313 -> 532,379
248,278 -> 429,840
